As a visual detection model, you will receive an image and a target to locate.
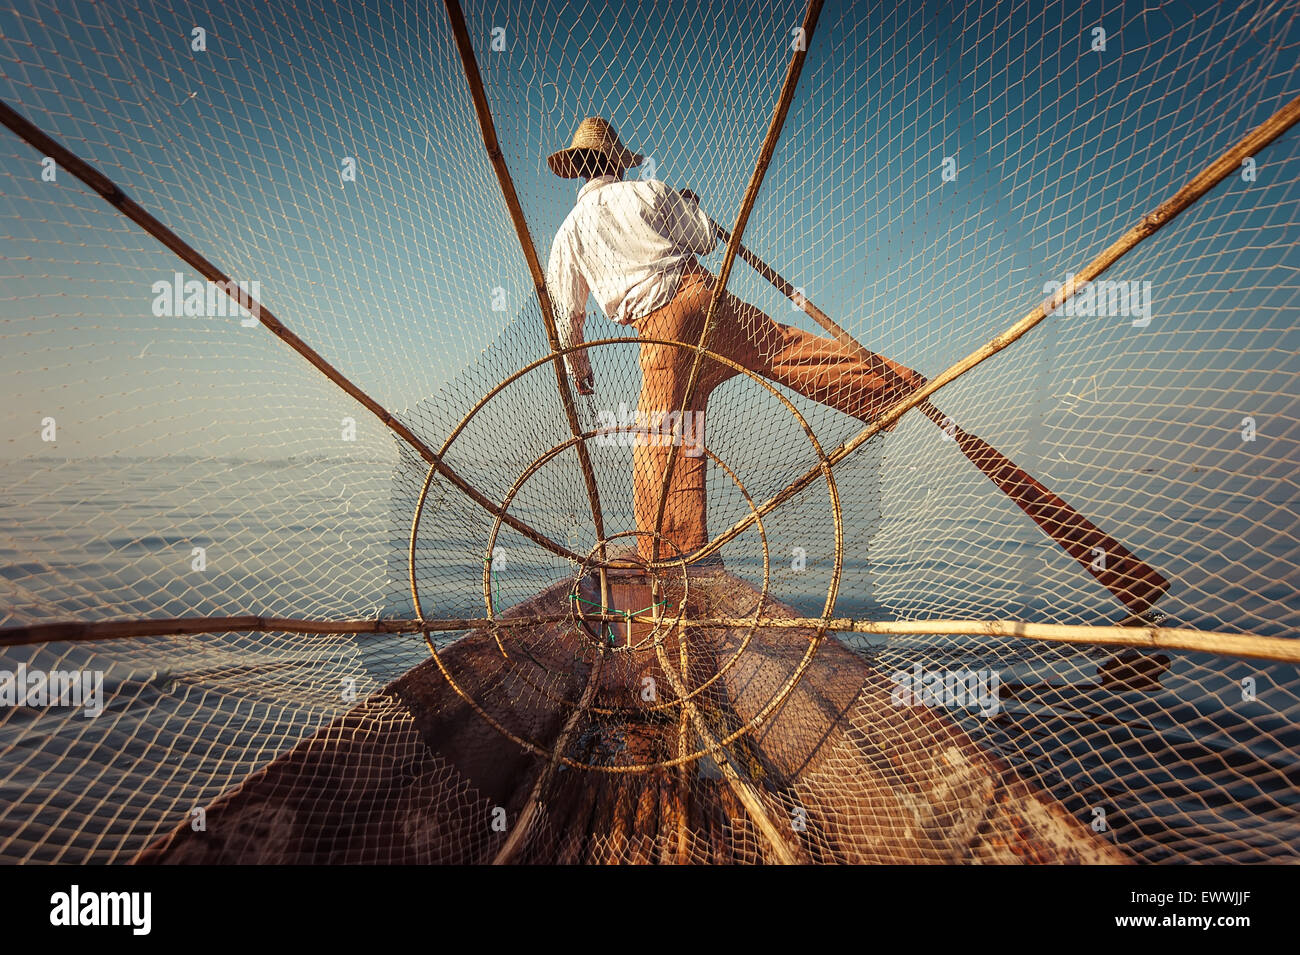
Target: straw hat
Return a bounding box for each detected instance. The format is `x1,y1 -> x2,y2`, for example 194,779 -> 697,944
547,117 -> 643,178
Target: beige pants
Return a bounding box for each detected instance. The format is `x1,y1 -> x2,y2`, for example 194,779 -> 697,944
630,267 -> 925,563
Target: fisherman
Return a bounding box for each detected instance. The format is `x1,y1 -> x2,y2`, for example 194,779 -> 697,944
546,117 -> 926,565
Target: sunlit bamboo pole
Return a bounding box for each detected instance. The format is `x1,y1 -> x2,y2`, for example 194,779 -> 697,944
442,0 -> 610,607
5,615 -> 1294,664
667,617 -> 1300,664
648,0 -> 826,566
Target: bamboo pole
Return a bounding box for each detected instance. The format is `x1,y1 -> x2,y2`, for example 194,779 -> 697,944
652,627 -> 805,864
442,0 -> 611,591
0,613 -> 573,647
7,612 -> 1293,663
687,92 -> 1300,564
674,603 -> 692,864
0,99 -> 582,566
671,617 -> 1300,664
491,648 -> 607,864
648,0 -> 826,567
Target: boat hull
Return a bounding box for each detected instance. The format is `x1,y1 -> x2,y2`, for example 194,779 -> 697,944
136,572 -> 1124,864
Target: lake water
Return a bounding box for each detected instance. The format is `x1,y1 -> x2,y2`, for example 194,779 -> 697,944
0,455 -> 1296,862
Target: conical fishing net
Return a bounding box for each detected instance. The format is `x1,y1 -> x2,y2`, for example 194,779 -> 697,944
1,0 -> 1297,863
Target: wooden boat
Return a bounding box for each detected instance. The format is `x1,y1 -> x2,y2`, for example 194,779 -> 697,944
136,569 -> 1124,864
2,0 -> 1297,870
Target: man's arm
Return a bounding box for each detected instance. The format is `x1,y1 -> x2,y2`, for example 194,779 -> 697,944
545,232 -> 595,392
661,184 -> 716,254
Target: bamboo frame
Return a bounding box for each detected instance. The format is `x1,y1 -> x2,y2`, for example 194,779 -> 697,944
468,423 -> 821,760
687,92 -> 1300,564
473,421 -> 772,720
442,0 -> 610,567
403,334 -> 843,709
648,0 -> 826,566
0,99 -> 582,566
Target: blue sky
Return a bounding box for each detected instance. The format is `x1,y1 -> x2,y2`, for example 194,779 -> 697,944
0,0 -> 1296,464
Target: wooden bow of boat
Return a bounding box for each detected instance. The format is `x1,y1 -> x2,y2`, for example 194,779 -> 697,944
134,572 -> 1124,864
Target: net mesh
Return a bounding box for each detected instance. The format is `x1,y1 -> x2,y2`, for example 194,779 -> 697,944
1,0 -> 1297,863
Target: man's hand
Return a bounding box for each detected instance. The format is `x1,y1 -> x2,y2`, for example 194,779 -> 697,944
568,351 -> 595,395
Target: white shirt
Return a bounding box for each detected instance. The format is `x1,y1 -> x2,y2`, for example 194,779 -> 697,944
546,175 -> 716,371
